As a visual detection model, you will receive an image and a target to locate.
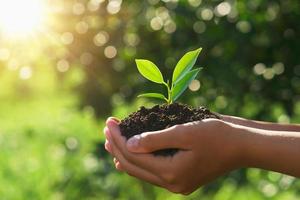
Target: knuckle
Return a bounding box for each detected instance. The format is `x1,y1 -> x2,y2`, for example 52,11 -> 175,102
140,133 -> 153,148
169,124 -> 185,138
171,124 -> 183,132
206,118 -> 223,127
167,184 -> 185,194
141,132 -> 152,141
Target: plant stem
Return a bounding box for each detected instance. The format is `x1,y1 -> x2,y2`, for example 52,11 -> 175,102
163,82 -> 172,104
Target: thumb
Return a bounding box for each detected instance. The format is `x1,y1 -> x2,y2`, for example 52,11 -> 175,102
126,124 -> 189,153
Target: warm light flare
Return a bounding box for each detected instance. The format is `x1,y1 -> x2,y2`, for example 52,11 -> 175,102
0,0 -> 45,37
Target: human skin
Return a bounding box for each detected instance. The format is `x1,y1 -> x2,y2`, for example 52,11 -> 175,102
103,116 -> 300,195
222,115 -> 300,131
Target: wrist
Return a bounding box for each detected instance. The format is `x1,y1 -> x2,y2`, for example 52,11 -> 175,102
223,122 -> 253,169
211,121 -> 247,171
220,120 -> 300,177
229,124 -> 271,169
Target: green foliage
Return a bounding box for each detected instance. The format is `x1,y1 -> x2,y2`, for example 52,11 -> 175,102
172,68 -> 202,102
136,48 -> 202,104
137,93 -> 168,101
136,59 -> 164,84
172,48 -> 202,85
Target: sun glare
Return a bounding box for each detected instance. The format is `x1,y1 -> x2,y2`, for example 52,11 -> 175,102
0,0 -> 45,37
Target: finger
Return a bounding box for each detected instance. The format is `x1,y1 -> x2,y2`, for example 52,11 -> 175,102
106,119 -> 169,173
126,124 -> 191,153
106,117 -> 120,125
103,126 -> 111,140
115,161 -> 123,171
114,157 -> 123,171
104,127 -> 113,153
108,132 -> 165,187
105,140 -> 112,154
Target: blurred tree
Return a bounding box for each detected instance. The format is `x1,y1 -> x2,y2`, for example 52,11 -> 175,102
46,0 -> 299,121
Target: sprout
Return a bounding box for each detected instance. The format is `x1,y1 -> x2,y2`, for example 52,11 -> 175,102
136,48 -> 202,104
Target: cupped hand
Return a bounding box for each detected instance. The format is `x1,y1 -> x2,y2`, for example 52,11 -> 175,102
104,117 -> 242,195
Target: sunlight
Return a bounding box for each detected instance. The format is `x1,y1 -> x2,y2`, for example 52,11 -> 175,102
0,0 -> 45,37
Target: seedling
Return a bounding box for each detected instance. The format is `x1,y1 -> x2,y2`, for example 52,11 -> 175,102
135,48 -> 202,104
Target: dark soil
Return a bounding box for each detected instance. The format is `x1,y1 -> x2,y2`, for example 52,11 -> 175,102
119,103 -> 220,156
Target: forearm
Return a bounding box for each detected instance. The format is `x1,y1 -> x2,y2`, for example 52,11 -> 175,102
222,115 -> 300,131
234,124 -> 300,177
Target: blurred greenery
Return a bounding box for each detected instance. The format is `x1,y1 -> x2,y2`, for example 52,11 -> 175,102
0,0 -> 299,199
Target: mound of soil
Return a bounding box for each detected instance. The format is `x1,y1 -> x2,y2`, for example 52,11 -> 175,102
119,103 -> 220,156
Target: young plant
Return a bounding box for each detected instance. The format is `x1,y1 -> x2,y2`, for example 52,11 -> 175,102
136,48 -> 202,104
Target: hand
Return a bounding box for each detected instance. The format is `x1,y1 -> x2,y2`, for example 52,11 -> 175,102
104,117 -> 242,195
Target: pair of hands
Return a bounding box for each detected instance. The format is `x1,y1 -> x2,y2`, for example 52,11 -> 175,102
104,115 -> 300,195
104,117 -> 242,195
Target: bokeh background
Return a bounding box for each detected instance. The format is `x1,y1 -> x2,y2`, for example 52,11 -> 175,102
0,0 -> 299,199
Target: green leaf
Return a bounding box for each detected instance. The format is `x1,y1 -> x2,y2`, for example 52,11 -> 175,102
138,93 -> 167,101
171,68 -> 201,101
172,48 -> 202,85
136,59 -> 164,84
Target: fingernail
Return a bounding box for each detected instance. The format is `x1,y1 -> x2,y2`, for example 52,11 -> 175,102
127,135 -> 140,149
106,117 -> 119,125
110,117 -> 120,123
